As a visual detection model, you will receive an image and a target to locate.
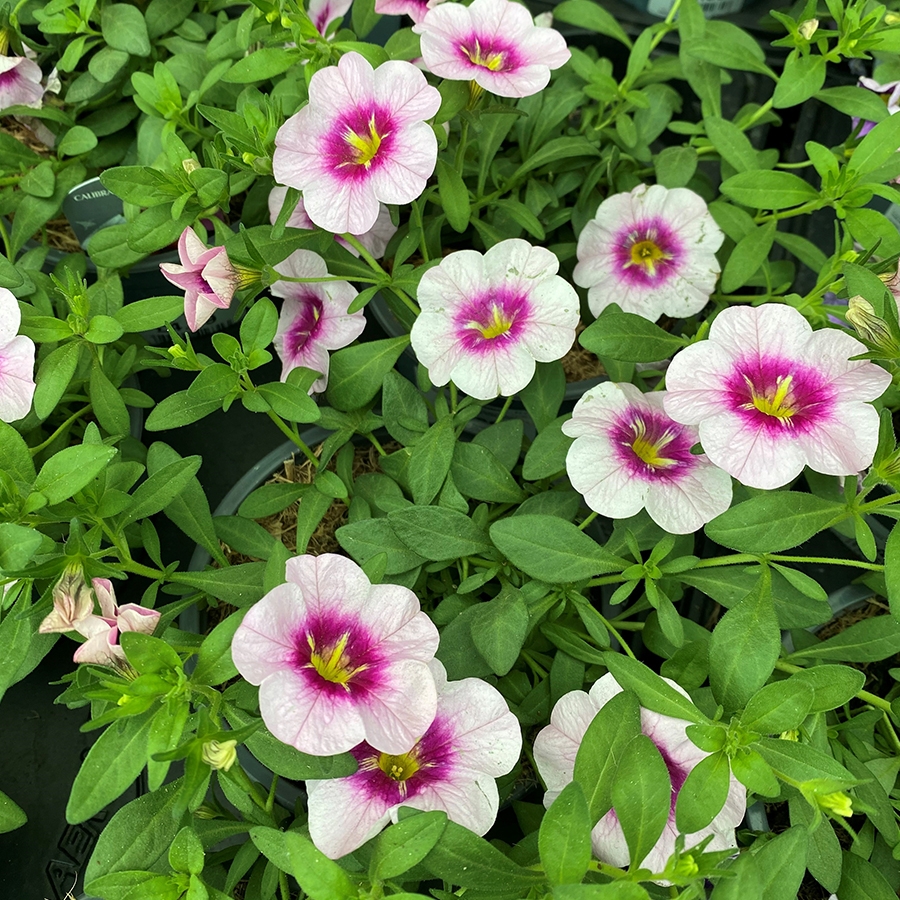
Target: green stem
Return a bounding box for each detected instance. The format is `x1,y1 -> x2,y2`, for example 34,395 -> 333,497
29,404 -> 91,455
272,272 -> 379,285
367,432 -> 387,456
770,554 -> 883,572
756,199 -> 826,223
266,411 -> 319,467
412,197 -> 429,263
859,493 -> 900,515
578,511 -> 598,532
455,119 -> 470,174
494,394 -> 514,424
123,560 -> 167,579
340,233 -> 420,316
598,613 -> 636,659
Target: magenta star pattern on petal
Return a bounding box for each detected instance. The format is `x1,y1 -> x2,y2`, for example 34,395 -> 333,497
306,660 -> 522,859
0,287 -> 36,423
0,56 -> 44,110
533,673 -> 746,876
415,0 -> 570,98
410,239 -> 579,400
663,304 -> 892,490
231,554 -> 440,757
160,228 -> 238,332
273,52 -> 441,235
375,0 -> 445,24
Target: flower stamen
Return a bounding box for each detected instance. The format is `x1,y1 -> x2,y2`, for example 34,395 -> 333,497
468,303 -> 514,340
306,632 -> 368,689
624,233 -> 673,277
462,39 -> 505,71
342,115 -> 387,168
628,416 -> 678,469
742,373 -> 796,426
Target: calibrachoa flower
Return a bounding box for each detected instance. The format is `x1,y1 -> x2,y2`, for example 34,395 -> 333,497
573,184 -> 723,323
410,238 -> 579,400
376,0 -> 444,24
268,186 -> 397,259
415,0 -> 570,98
270,249 -> 366,392
38,570 -> 95,634
0,56 -> 44,109
664,304 -> 892,490
273,52 -> 441,235
307,660 -> 522,859
0,286 -> 36,423
533,673 -> 746,874
160,228 -> 238,332
308,0 -> 352,34
232,554 -> 440,756
854,76 -> 900,137
563,383 -> 732,534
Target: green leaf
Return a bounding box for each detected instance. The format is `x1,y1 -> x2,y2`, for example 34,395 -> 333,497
540,782 -> 591,886
256,382 -> 321,423
772,52 -> 826,108
470,585 -> 529,676
169,827 -> 204,876
240,298 -> 279,353
579,312 -> 685,362
791,664 -> 864,712
603,654 -> 708,722
720,170 -> 819,209
739,677 -> 815,733
0,523 -> 42,571
512,137 -> 600,179
451,442 -> 523,502
337,518 -> 427,574
408,418 -> 455,505
370,811 -> 447,881
704,115 -> 759,172
326,337 -> 408,412
193,611 -> 246,686
720,221 -> 776,293
33,340 -> 81,419
145,390 -> 221,430
122,455 -> 202,524
847,108 -> 900,176
754,737 -> 856,787
654,146 -> 698,188
102,4 -> 151,56
58,125 -> 99,156
837,850 -> 897,900
34,443 -> 116,505
520,360 -> 565,431
0,421 -> 35,483
522,417 -> 573,480
388,506 -> 491,560
674,750 -> 730,833
0,791 -> 26,834
815,86 -> 889,125
222,47 -> 300,83
490,515 -> 624,582
436,159 -> 471,233
552,0 -> 631,46
90,366 -> 130,436
172,563 -> 267,607
788,615 -> 900,662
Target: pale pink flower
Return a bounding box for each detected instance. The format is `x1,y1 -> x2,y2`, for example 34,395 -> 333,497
533,673 -> 746,875
231,554 -> 440,757
267,186 -> 397,259
563,383 -> 732,534
270,249 -> 366,392
307,660 -> 522,859
663,305 -> 892,490
376,0 -> 445,25
273,52 -> 441,235
308,0 -> 352,34
39,571 -> 95,634
415,0 -> 569,98
0,287 -> 36,423
410,239 -> 579,400
72,579 -> 161,665
159,228 -> 238,332
574,184 -> 723,323
0,56 -> 44,110
854,76 -> 900,138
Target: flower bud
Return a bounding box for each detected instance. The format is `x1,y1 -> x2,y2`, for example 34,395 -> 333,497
39,569 -> 94,633
886,12 -> 900,25
202,739 -> 238,772
673,854 -> 699,878
846,295 -> 900,356
779,729 -> 800,742
194,805 -> 221,820
182,158 -> 200,174
816,791 -> 853,817
798,18 -> 819,40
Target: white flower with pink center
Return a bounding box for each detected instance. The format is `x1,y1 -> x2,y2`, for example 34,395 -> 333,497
533,673 -> 746,875
376,0 -> 445,24
563,383 -> 732,534
663,305 -> 892,490
574,184 -> 724,323
410,239 -> 579,400
267,187 -> 397,260
307,660 -> 522,859
231,554 -> 440,757
0,56 -> 44,110
270,249 -> 366,392
415,0 -> 569,98
0,287 -> 36,423
308,0 -> 352,34
272,52 -> 441,236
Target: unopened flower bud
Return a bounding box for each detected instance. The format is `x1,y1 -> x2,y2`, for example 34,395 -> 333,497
779,729 -> 800,742
194,805 -> 221,819
846,295 -> 900,356
886,11 -> 900,25
798,18 -> 819,40
168,345 -> 188,359
39,570 -> 94,634
673,854 -> 699,878
202,739 -> 238,772
817,791 -> 853,817
182,158 -> 200,174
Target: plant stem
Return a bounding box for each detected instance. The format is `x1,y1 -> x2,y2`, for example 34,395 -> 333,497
367,432 -> 386,456
494,394 -> 514,424
29,404 -> 91,455
578,511 -> 598,532
265,411 -> 319,466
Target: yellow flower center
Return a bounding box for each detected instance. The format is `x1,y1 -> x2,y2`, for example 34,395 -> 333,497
469,303 -> 514,340
626,237 -> 673,277
462,39 -> 505,71
359,749 -> 423,798
306,632 -> 367,689
743,374 -> 796,425
629,417 -> 678,469
343,115 -> 387,168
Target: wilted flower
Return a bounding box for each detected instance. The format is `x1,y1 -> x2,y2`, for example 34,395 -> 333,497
410,238 -> 579,400
231,554 -> 440,757
533,673 -> 746,874
307,660 -> 522,859
271,249 -> 366,392
664,304 -> 892,490
160,228 -> 238,332
563,383 -> 732,534
0,286 -> 36,423
0,56 -> 44,109
415,0 -> 570,98
846,295 -> 900,356
375,0 -> 445,24
272,52 -> 441,235
39,570 -> 94,634
573,184 -> 724,323
202,739 -> 238,772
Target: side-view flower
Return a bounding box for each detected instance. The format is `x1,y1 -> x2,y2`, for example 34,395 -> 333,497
0,286 -> 36,423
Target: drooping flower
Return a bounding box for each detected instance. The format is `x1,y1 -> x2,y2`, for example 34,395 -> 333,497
308,0 -> 352,34
663,304 -> 892,490
0,56 -> 44,110
410,238 -> 579,400
375,0 -> 445,24
415,0 -> 570,99
854,76 -> 900,138
231,553 -> 440,757
307,660 -> 522,859
563,383 -> 732,534
0,286 -> 36,423
533,673 -> 746,875
267,186 -> 397,259
270,249 -> 366,392
39,570 -> 95,634
573,184 -> 724,323
160,228 -> 238,332
71,579 -> 161,665
273,52 -> 441,235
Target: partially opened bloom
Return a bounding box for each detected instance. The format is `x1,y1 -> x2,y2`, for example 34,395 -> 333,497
39,570 -> 95,634
376,0 -> 444,24
232,554 -> 440,756
271,249 -> 366,392
415,0 -> 569,98
160,228 -> 238,332
533,673 -> 746,874
0,287 -> 36,422
563,383 -> 732,534
664,304 -> 892,490
410,238 -> 579,400
854,76 -> 900,137
273,52 -> 441,235
307,660 -> 521,859
267,187 -> 397,259
573,184 -> 723,323
308,0 -> 352,34
0,56 -> 44,109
